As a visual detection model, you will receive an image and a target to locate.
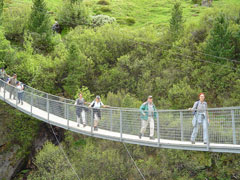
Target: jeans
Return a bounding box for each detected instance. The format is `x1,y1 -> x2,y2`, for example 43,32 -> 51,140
77,110 -> 86,125
140,117 -> 154,137
18,92 -> 24,104
191,114 -> 208,143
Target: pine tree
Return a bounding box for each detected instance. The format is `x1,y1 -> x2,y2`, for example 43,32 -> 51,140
169,2 -> 183,41
28,0 -> 53,52
205,13 -> 234,63
0,0 -> 3,24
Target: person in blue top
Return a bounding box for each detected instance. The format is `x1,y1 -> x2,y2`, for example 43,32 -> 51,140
139,96 -> 157,140
189,93 -> 210,144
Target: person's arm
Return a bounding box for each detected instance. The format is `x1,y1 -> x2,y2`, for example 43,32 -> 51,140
189,101 -> 197,111
74,99 -> 77,105
89,101 -> 94,108
140,103 -> 146,116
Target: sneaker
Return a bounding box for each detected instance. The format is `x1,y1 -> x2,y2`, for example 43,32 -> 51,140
77,124 -> 79,127
139,133 -> 142,139
149,136 -> 155,140
191,141 -> 195,144
83,124 -> 86,128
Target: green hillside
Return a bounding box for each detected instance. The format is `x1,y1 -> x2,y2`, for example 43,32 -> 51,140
6,0 -> 240,28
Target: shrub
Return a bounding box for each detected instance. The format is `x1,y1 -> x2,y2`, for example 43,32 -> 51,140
2,4 -> 31,42
57,0 -> 91,28
125,17 -> 136,25
97,0 -> 110,5
91,14 -> 116,27
100,6 -> 111,12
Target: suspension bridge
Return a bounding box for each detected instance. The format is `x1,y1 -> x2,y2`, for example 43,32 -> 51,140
0,79 -> 240,153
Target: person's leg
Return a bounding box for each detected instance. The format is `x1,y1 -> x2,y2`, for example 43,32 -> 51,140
81,110 -> 86,126
94,113 -> 99,130
17,92 -> 21,104
140,119 -> 148,137
9,87 -> 13,99
149,117 -> 154,138
191,122 -> 199,143
76,114 -> 80,126
203,116 -> 208,144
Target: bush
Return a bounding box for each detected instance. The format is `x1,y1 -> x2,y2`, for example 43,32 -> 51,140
100,6 -> 111,12
57,0 -> 90,28
2,4 -> 30,42
91,14 -> 116,27
125,17 -> 136,25
97,0 -> 110,5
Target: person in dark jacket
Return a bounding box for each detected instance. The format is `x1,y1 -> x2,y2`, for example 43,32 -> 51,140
139,96 -> 157,140
8,74 -> 17,99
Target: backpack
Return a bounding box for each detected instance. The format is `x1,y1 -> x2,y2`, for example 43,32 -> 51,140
192,101 -> 200,115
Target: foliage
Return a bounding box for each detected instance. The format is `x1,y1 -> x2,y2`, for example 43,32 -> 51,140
169,1 -> 184,41
28,0 -> 54,52
28,141 -> 76,180
91,14 -> 116,27
57,0 -> 90,28
2,4 -> 31,42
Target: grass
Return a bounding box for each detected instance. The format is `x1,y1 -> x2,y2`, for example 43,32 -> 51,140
5,0 -> 240,29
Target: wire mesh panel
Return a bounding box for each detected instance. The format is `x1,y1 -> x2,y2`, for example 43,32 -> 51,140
158,111 -> 182,141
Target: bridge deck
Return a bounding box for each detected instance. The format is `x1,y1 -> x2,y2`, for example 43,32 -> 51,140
1,86 -> 240,153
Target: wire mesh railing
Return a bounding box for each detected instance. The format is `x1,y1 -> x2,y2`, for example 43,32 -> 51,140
0,78 -> 240,149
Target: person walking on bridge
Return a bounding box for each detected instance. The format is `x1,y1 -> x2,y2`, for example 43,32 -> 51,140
189,93 -> 210,144
16,81 -> 24,105
89,96 -> 109,131
139,96 -> 157,140
75,93 -> 87,127
8,74 -> 17,100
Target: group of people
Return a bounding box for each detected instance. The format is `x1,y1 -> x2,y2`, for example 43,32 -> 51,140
0,69 -> 24,105
75,94 -> 109,131
1,69 -> 209,143
75,92 -> 209,144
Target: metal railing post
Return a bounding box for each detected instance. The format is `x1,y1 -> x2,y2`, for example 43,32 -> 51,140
206,112 -> 210,151
110,109 -> 113,131
157,111 -> 160,146
47,93 -> 49,123
3,82 -> 6,101
120,110 -> 123,141
231,110 -> 236,145
180,111 -> 183,141
67,103 -> 69,129
30,90 -> 33,115
64,99 -> 67,119
91,108 -> 93,135
15,87 -> 18,108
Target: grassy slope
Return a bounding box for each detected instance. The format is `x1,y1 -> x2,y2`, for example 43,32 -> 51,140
6,0 -> 240,28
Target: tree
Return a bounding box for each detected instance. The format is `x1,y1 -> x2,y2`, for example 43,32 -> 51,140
28,0 -> 53,52
0,0 -> 3,19
169,2 -> 183,41
204,13 -> 234,63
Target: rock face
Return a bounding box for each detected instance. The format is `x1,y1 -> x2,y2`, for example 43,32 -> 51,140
201,0 -> 213,7
0,145 -> 26,180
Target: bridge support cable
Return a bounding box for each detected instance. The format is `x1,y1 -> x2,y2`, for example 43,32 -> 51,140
49,124 -> 81,180
123,142 -> 146,180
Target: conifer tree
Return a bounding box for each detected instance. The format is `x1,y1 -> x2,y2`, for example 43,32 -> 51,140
28,0 -> 53,52
205,13 -> 234,63
169,2 -> 183,41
